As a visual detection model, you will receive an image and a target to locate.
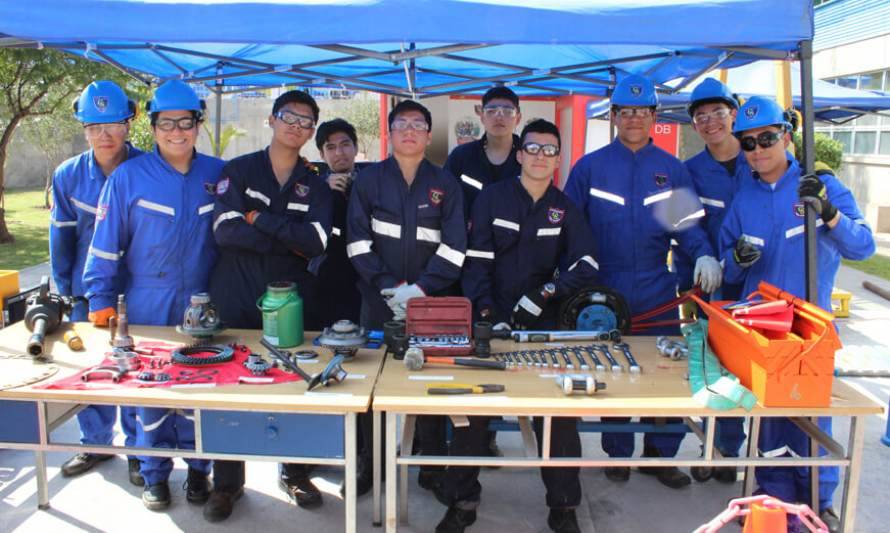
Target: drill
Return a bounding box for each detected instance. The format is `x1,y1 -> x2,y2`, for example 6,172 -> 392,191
24,276 -> 73,361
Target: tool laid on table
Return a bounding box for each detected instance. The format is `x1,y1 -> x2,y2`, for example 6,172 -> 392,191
306,354 -> 349,390
317,320 -> 367,358
656,336 -> 688,360
427,383 -> 505,395
580,345 -> 605,371
404,347 -> 506,371
171,344 -> 235,365
555,374 -> 606,396
177,292 -> 225,339
243,352 -> 273,375
109,294 -> 135,350
261,338 -> 313,382
613,342 -> 641,373
81,366 -> 124,382
509,329 -> 621,343
557,286 -> 632,336
472,321 -> 493,357
24,275 -> 74,361
591,344 -> 622,372
64,331 -> 84,351
405,297 -> 473,355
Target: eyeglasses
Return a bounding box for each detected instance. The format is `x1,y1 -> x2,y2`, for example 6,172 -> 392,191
522,142 -> 560,157
616,107 -> 654,119
692,108 -> 731,125
84,122 -> 128,137
739,130 -> 783,152
391,119 -> 430,132
274,110 -> 315,129
482,104 -> 518,118
155,117 -> 198,132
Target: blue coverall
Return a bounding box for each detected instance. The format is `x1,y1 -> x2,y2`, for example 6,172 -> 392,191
564,138 -> 714,458
49,145 -> 142,450
675,149 -> 752,458
719,160 -> 875,511
435,178 -> 598,510
444,134 -> 521,218
84,146 -> 224,486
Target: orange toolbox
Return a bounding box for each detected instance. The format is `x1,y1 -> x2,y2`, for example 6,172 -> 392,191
692,281 -> 840,408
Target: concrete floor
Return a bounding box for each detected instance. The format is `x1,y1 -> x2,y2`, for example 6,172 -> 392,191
1,264 -> 888,532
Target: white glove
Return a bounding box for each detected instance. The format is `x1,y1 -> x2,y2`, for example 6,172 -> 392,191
492,322 -> 511,332
380,283 -> 425,318
694,255 -> 723,294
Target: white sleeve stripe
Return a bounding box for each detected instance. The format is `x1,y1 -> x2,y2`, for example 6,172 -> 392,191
332,227 -> 342,236
569,255 -> 599,271
785,225 -> 804,239
311,221 -> 328,251
589,187 -> 625,206
643,189 -> 673,206
213,211 -> 244,232
536,227 -> 561,237
245,188 -> 271,206
699,196 -> 725,208
741,234 -> 765,247
136,199 -> 175,216
51,219 -> 78,228
69,196 -> 98,214
347,240 -> 373,258
461,174 -> 483,190
197,203 -> 213,215
287,202 -> 309,212
855,219 -> 868,225
89,245 -> 121,261
466,249 -> 495,260
435,243 -> 465,268
518,295 -> 543,317
416,226 -> 442,243
371,217 -> 402,239
672,208 -> 705,227
492,218 -> 520,232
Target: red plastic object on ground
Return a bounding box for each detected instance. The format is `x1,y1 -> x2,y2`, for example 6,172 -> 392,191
694,495 -> 828,533
691,281 -> 841,408
406,296 -> 473,356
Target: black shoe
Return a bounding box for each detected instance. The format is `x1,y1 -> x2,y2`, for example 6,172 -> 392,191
547,508 -> 581,533
185,468 -> 211,504
820,507 -> 840,533
203,488 -> 244,523
60,453 -> 113,477
638,465 -> 691,489
418,469 -> 443,491
435,507 -> 477,533
279,476 -> 323,509
128,458 -> 144,486
143,482 -> 171,511
690,466 -> 713,482
604,466 -> 630,482
712,466 -> 737,484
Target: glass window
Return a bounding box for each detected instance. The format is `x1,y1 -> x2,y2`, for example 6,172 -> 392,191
836,76 -> 858,89
880,132 -> 890,156
834,131 -> 853,153
853,131 -> 876,154
853,114 -> 879,127
859,71 -> 883,91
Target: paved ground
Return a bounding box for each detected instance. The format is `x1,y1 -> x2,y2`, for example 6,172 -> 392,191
1,265 -> 888,532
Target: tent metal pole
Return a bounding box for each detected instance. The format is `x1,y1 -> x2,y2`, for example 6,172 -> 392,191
214,64 -> 223,158
92,49 -> 152,86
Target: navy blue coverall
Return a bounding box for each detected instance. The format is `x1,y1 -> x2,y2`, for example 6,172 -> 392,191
444,134 -> 521,217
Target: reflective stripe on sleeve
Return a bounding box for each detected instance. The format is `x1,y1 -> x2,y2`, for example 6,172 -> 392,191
589,187 -> 625,206
311,221 -> 328,250
435,243 -> 465,268
245,188 -> 271,206
461,174 -> 483,190
699,196 -> 725,208
136,199 -> 175,216
741,234 -> 765,247
492,218 -> 520,232
70,196 -> 98,214
347,240 -> 373,258
213,211 -> 244,232
198,203 -> 214,215
643,189 -> 673,206
371,217 -> 401,239
89,245 -> 121,261
518,295 -> 543,317
466,249 -> 495,260
51,218 -> 78,228
569,255 -> 599,271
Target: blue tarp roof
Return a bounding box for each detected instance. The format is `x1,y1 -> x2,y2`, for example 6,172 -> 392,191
0,0 -> 815,98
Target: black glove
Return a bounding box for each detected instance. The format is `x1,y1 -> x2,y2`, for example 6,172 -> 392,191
511,282 -> 556,330
798,173 -> 838,224
733,238 -> 761,268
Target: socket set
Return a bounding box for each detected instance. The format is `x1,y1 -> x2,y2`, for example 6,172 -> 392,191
492,343 -> 641,373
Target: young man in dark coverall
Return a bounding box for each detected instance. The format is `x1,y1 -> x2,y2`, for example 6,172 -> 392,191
346,100 -> 467,493
434,119 -> 596,533
206,90 -> 333,522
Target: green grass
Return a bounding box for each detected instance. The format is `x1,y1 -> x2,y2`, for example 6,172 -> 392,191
0,187 -> 50,271
843,254 -> 890,282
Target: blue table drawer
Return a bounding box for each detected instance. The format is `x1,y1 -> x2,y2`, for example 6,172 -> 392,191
0,400 -> 40,444
201,410 -> 344,458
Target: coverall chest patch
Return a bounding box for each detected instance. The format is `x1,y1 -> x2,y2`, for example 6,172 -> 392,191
547,207 -> 565,224
793,202 -> 805,217
429,188 -> 444,206
216,178 -> 230,195
295,183 -> 310,197
654,173 -> 669,187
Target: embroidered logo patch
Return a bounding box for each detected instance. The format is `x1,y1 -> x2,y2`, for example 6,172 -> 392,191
793,202 -> 805,217
216,178 -> 229,195
429,188 -> 444,206
630,85 -> 642,97
745,105 -> 758,119
547,207 -> 565,224
93,96 -> 108,112
204,182 -> 217,196
654,173 -> 668,187
295,183 -> 310,198
96,203 -> 108,221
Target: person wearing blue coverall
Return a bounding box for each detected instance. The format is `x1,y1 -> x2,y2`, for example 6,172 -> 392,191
83,80 -> 223,511
676,79 -> 750,484
444,86 -> 522,218
206,90 -> 332,521
51,80 -> 143,485
719,96 -> 875,532
346,99 -> 467,493
434,119 -> 597,533
564,74 -> 723,489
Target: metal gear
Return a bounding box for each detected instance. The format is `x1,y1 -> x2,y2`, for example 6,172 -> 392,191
243,353 -> 273,375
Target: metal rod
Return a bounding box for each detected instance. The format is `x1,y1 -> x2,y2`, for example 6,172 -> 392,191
799,40 -> 818,304
743,417 -> 761,498
35,400 -> 49,509
344,412 -> 357,533
840,416 -> 866,533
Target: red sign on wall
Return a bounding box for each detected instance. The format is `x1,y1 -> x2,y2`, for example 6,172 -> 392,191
650,122 -> 679,156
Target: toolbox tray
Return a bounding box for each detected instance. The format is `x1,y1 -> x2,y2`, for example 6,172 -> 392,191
406,297 -> 472,356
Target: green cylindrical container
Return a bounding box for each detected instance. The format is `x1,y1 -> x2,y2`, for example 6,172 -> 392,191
257,281 -> 303,348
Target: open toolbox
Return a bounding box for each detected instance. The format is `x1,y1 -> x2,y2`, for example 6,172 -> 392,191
405,297 -> 473,356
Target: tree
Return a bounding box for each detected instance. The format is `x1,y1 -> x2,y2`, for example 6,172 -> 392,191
340,97 -> 380,157
793,131 -> 844,172
0,48 -> 118,243
21,113 -> 82,208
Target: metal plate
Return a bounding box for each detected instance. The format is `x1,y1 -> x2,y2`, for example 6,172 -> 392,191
0,353 -> 59,390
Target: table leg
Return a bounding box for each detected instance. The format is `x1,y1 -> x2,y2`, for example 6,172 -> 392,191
373,409 -> 382,527
743,416 -> 761,498
399,415 -> 416,526
542,416 -> 552,459
840,416 -> 866,533
810,416 -> 820,513
704,416 -> 716,461
386,412 -> 398,533
36,399 -> 49,510
345,412 -> 357,533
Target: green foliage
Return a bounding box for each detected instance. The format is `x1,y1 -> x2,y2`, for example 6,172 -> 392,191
128,109 -> 155,153
793,131 -> 844,171
843,256 -> 890,283
202,123 -> 247,157
339,97 -> 380,156
0,188 -> 50,270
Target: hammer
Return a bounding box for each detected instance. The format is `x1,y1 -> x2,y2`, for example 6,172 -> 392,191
404,348 -> 506,371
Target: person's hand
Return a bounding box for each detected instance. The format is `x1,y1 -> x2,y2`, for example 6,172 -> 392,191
511,283 -> 556,329
693,255 -> 722,294
88,307 -> 117,327
245,210 -> 261,225
326,173 -> 352,193
733,238 -> 761,268
492,322 -> 511,332
798,173 -> 838,224
381,283 -> 425,319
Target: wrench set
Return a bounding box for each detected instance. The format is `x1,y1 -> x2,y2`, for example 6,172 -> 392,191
492,343 -> 641,373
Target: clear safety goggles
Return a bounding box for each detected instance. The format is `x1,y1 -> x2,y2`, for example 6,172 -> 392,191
692,107 -> 732,125
482,104 -> 518,118
274,110 -> 315,129
522,142 -> 560,157
616,107 -> 654,119
391,119 -> 430,132
84,122 -> 128,137
155,117 -> 198,132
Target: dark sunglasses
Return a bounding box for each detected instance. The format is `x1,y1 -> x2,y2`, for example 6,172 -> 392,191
522,142 -> 559,157
739,131 -> 783,152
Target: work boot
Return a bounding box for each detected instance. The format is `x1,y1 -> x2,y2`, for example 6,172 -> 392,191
690,466 -> 713,482
820,507 -> 840,533
185,468 -> 211,504
203,488 -> 244,523
418,468 -> 443,491
604,466 -> 630,482
435,507 -> 477,533
639,446 -> 691,489
142,482 -> 171,511
547,508 -> 582,533
128,458 -> 144,486
279,475 -> 323,508
712,466 -> 738,484
60,453 -> 113,477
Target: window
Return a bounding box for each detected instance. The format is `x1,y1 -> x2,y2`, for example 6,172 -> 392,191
820,70 -> 889,157
880,132 -> 890,156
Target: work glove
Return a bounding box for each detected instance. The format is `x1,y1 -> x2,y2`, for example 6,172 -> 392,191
733,238 -> 761,268
88,306 -> 117,327
511,282 -> 556,330
693,255 -> 723,294
380,283 -> 425,320
492,322 -> 511,332
245,210 -> 261,225
798,173 -> 838,224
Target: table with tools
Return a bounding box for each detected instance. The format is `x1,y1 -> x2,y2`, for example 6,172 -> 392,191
0,321 -> 383,533
370,336 -> 883,532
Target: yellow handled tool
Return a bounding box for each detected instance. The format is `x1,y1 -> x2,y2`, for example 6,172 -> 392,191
426,383 -> 505,395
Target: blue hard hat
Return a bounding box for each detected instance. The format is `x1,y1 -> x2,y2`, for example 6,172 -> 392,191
611,74 -> 658,107
148,80 -> 205,115
688,78 -> 738,116
732,96 -> 791,135
73,80 -> 135,123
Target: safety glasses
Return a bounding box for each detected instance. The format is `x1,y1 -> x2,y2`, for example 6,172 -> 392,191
274,110 -> 315,129
739,130 -> 783,152
522,142 -> 560,157
481,104 -> 518,118
84,122 -> 128,137
155,117 -> 198,132
391,119 -> 430,132
616,107 -> 654,119
692,108 -> 731,125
